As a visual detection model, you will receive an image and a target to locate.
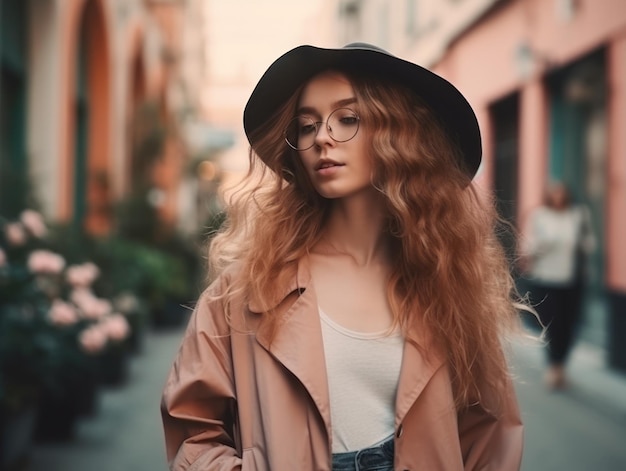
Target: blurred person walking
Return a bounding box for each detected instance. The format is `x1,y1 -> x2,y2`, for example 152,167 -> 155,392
521,182 -> 595,390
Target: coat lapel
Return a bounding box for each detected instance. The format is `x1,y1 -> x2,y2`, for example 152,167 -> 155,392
252,259 -> 332,435
395,334 -> 446,425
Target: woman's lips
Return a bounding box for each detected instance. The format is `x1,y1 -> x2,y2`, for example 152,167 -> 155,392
315,161 -> 344,176
315,159 -> 344,170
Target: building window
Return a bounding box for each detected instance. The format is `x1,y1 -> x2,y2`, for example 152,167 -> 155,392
339,0 -> 362,43
405,0 -> 417,35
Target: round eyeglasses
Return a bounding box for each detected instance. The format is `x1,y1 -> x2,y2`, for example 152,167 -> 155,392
284,108 -> 360,151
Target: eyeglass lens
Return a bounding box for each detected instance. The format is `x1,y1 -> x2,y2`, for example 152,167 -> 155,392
285,108 -> 359,151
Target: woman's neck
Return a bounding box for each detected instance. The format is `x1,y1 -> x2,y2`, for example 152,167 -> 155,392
317,192 -> 390,267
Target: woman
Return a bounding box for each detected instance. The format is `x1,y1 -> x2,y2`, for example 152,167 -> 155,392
161,43 -> 525,470
522,181 -> 594,390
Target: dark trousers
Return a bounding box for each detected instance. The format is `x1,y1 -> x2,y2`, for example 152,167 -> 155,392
532,283 -> 583,365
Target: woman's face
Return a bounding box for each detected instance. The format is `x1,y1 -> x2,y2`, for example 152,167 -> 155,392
547,184 -> 569,209
295,71 -> 374,200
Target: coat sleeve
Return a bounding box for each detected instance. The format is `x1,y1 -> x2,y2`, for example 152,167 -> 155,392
161,276 -> 243,471
457,373 -> 524,471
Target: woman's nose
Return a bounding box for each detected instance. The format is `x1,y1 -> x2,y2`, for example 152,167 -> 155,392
313,121 -> 333,146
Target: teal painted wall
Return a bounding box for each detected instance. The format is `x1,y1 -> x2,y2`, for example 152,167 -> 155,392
0,1 -> 29,218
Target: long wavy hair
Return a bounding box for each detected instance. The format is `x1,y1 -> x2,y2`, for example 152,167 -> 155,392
209,70 -> 523,411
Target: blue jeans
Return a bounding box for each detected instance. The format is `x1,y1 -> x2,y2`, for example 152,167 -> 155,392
331,436 -> 394,471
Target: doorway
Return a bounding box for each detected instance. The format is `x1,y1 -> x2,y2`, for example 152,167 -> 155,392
547,48 -> 607,346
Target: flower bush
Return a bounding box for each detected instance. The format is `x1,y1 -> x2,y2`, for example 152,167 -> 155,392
0,211 -> 132,415
44,220 -> 192,331
1,212 -> 62,412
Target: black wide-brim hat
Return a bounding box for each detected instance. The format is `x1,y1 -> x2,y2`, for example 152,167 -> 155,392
243,43 -> 482,178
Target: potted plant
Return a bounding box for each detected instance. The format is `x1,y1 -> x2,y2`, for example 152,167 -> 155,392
0,211 -> 133,447
0,211 -> 64,464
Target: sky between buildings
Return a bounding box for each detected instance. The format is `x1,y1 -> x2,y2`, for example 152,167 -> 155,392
205,0 -> 326,85
202,0 -> 331,177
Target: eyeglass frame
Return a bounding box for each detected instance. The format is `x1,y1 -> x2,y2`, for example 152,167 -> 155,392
284,107 -> 361,151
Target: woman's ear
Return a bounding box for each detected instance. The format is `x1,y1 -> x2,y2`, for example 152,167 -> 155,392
280,152 -> 296,183
281,167 -> 295,183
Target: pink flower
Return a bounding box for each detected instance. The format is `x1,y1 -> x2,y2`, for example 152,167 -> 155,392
48,300 -> 79,326
79,325 -> 108,354
86,298 -> 112,320
70,287 -> 95,307
27,250 -> 66,274
66,262 -> 100,288
20,210 -> 47,238
0,248 -> 6,267
72,289 -> 111,320
5,223 -> 27,246
100,313 -> 131,341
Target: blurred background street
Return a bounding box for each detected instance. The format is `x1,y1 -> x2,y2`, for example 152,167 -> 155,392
24,324 -> 626,471
2,0 -> 626,470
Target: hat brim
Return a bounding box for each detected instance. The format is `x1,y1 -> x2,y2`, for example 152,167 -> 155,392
243,44 -> 481,178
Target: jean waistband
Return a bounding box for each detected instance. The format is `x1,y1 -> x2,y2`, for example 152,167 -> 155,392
331,436 -> 394,471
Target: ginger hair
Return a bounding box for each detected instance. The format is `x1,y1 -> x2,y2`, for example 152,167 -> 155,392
208,71 -> 523,411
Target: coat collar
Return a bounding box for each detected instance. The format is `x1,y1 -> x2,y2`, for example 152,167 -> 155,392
247,256 -> 446,432
246,257 -> 310,314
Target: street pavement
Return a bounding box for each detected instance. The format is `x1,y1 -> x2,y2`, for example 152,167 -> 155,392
513,338 -> 626,471
26,325 -> 626,471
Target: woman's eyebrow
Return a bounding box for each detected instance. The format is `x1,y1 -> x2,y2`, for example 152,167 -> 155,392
297,97 -> 357,115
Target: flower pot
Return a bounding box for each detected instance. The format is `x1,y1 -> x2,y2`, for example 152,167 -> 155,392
125,311 -> 146,355
74,368 -> 101,418
98,346 -> 130,388
0,405 -> 38,470
33,391 -> 81,442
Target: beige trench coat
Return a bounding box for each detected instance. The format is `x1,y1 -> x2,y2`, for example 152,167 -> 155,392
161,258 -> 523,470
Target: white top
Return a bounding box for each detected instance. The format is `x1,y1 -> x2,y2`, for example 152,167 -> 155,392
522,205 -> 595,285
319,308 -> 404,453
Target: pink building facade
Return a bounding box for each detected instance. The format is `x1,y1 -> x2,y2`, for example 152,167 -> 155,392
334,0 -> 626,370
431,0 -> 625,369
0,0 -> 209,237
